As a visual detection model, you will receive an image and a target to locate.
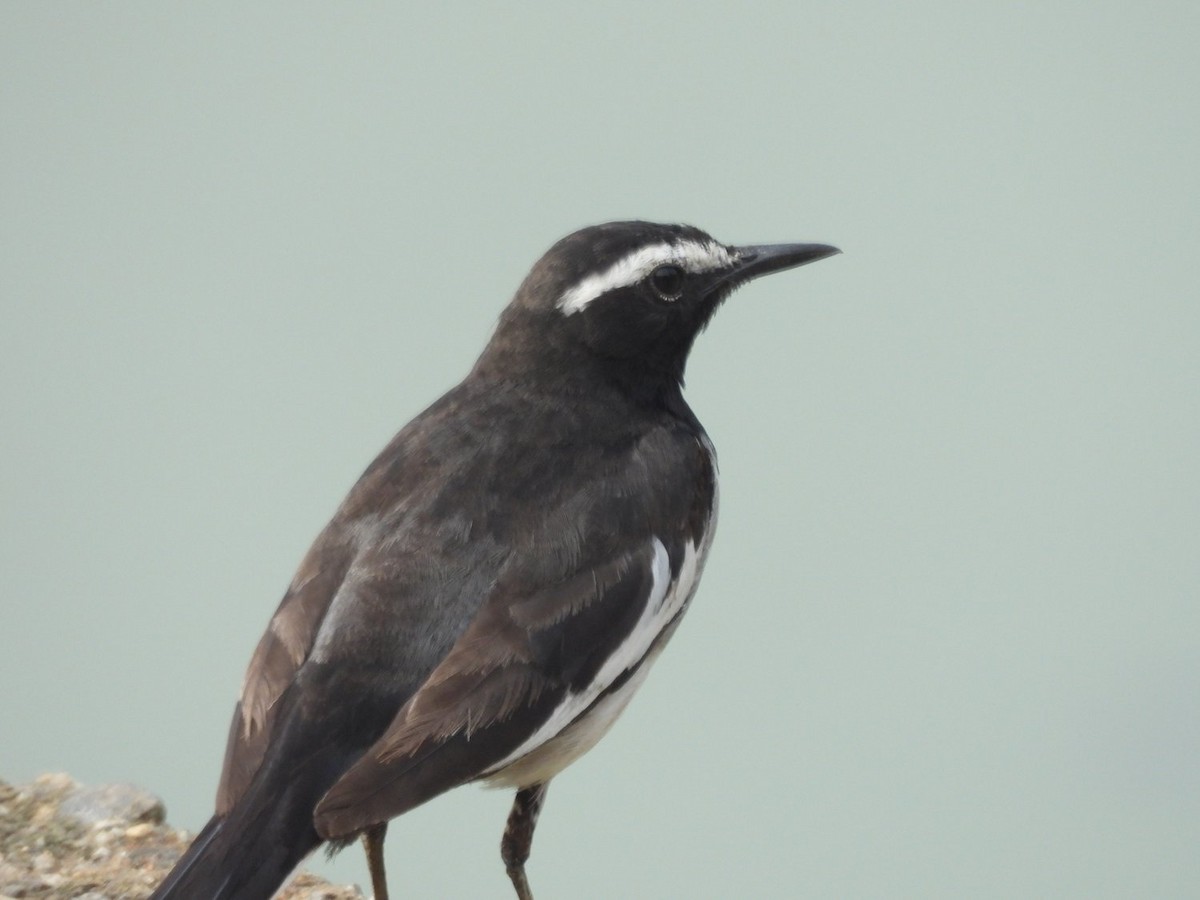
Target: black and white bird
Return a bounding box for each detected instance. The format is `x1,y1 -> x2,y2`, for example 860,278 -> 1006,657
151,221 -> 839,900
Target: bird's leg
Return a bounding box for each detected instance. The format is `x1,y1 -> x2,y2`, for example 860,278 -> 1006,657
501,782 -> 549,900
361,822 -> 389,900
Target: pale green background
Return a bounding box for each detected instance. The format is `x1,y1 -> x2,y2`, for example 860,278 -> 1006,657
3,3 -> 1198,898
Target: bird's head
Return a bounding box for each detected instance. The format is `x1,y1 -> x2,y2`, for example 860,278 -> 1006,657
479,221 -> 839,396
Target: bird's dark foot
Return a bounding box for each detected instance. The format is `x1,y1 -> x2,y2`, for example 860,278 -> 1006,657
507,863 -> 535,900
362,822 -> 389,900
501,783 -> 548,900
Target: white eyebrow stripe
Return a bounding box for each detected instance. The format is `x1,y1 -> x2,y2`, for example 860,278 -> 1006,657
557,239 -> 736,315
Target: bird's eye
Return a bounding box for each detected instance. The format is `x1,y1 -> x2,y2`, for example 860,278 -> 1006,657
649,265 -> 685,300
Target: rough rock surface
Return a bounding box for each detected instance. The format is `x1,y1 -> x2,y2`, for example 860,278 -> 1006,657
0,774 -> 363,900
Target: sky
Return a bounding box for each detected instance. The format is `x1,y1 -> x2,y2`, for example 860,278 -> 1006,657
3,3 -> 1198,897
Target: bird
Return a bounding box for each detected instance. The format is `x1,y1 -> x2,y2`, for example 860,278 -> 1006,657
150,220 -> 839,900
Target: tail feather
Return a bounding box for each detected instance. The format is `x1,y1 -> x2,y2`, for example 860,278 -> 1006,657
151,665 -> 408,897
150,815 -> 224,899
149,778 -> 324,900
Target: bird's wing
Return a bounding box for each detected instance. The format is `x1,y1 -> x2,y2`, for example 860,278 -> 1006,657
214,382 -> 499,815
313,525 -> 709,840
215,524 -> 358,814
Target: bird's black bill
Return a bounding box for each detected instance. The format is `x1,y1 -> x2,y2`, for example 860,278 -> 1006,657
728,242 -> 841,285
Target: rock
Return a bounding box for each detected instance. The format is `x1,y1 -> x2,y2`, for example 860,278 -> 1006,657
58,782 -> 165,828
31,773 -> 76,796
0,774 -> 363,899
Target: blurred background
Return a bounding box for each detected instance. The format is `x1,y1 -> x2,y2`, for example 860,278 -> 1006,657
3,3 -> 1197,897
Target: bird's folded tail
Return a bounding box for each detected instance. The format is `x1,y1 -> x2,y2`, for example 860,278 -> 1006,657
148,774 -> 324,900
